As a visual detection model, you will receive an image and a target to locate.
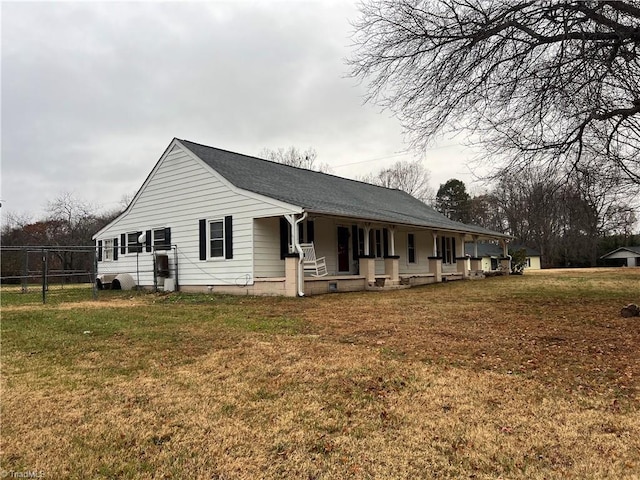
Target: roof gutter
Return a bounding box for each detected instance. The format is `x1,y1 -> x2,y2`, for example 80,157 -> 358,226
292,212 -> 308,297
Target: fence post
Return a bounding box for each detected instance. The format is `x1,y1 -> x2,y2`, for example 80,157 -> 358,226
22,250 -> 29,294
92,246 -> 98,300
173,246 -> 179,292
153,250 -> 158,293
42,248 -> 48,304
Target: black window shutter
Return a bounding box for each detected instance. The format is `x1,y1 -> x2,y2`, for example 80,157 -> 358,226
375,230 -> 381,257
279,217 -> 289,259
225,216 -> 233,259
145,230 -> 152,252
452,237 -> 457,263
199,219 -> 207,260
351,225 -> 359,261
307,220 -> 315,243
298,222 -> 304,244
121,234 -> 126,254
97,241 -> 103,262
383,228 -> 389,257
441,237 -> 446,261
113,238 -> 118,260
164,227 -> 171,249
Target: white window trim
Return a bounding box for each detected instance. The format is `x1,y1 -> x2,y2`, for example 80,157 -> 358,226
152,227 -> 170,251
439,236 -> 457,265
370,229 -> 383,258
104,239 -> 114,262
126,232 -> 142,255
208,219 -> 225,260
407,233 -> 417,264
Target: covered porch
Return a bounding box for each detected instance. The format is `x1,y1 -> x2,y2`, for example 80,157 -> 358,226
254,214 -> 510,297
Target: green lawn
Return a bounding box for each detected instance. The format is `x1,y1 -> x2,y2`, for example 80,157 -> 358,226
1,269 -> 639,479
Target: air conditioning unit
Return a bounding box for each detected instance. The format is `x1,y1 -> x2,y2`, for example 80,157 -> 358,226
156,253 -> 170,277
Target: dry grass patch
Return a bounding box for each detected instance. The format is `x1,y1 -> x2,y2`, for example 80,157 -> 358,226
2,269 -> 639,478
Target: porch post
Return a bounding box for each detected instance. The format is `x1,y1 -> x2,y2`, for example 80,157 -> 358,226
284,255 -> 299,297
428,256 -> 442,283
388,226 -> 395,256
432,232 -> 438,257
359,257 -> 375,285
383,226 -> 399,284
456,255 -> 469,278
500,239 -> 511,274
456,234 -> 468,278
469,235 -> 482,272
363,224 -> 371,256
501,239 -> 508,257
470,257 -> 483,272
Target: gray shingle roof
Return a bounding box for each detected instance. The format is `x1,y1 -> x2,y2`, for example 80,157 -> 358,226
601,246 -> 640,258
465,242 -> 541,257
180,139 -> 508,238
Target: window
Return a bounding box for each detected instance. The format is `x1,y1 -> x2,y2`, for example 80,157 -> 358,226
104,239 -> 114,261
367,228 -> 388,258
209,220 -> 224,258
374,230 -> 382,258
153,228 -> 171,250
439,236 -> 457,264
200,217 -> 232,261
407,234 -> 416,263
127,232 -> 142,253
525,258 -> 531,268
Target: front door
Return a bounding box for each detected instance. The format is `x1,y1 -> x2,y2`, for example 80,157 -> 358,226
337,226 -> 350,273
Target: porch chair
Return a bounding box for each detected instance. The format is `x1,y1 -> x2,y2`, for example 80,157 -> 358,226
299,242 -> 328,277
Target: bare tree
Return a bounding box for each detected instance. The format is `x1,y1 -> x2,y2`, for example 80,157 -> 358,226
359,159 -> 434,203
259,146 -> 331,173
349,1 -> 640,186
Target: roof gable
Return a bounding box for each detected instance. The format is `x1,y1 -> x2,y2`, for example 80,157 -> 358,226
601,246 -> 640,258
179,139 -> 508,237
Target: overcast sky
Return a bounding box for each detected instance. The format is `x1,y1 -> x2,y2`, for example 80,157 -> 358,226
1,1 -> 484,222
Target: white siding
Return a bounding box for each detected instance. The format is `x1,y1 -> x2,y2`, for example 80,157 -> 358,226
313,217 -> 341,275
525,256 -> 542,270
96,143 -> 299,286
254,217 -> 285,278
396,229 -> 433,275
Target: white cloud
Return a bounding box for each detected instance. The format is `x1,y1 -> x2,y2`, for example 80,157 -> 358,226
1,1 -> 479,220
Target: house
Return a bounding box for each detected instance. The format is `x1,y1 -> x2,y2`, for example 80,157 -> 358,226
93,138 -> 511,296
600,246 -> 640,267
464,242 -> 542,271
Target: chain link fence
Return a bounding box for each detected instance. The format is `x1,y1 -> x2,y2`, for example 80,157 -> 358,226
95,246 -> 178,293
1,245 -> 178,304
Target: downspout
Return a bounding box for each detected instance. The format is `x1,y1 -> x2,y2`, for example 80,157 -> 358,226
293,212 -> 308,297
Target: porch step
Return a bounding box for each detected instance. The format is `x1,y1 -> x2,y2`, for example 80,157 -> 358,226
469,270 -> 485,280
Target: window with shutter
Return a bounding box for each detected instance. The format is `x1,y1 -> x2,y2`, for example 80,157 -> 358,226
104,239 -> 114,261
153,227 -> 171,251
126,232 -> 143,254
209,220 -> 224,258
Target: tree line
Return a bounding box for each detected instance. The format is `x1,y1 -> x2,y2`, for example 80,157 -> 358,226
1,193 -> 122,283
2,147 -> 637,282
435,171 -> 638,268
